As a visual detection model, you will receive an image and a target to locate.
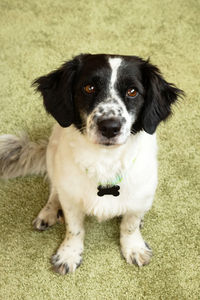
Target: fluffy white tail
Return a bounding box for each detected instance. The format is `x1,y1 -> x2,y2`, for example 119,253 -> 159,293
0,133 -> 47,179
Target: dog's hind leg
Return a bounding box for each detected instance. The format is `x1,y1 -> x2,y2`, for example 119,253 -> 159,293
33,187 -> 64,231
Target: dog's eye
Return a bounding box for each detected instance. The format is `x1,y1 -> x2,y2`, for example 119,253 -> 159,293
126,88 -> 138,98
84,84 -> 95,94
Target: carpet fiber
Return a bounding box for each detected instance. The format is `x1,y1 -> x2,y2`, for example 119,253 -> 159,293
0,0 -> 199,299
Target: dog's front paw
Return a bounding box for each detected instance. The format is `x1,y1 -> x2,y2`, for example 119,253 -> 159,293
51,243 -> 83,275
121,241 -> 152,267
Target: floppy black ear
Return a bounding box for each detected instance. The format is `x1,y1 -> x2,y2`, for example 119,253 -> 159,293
33,55 -> 83,127
141,61 -> 184,134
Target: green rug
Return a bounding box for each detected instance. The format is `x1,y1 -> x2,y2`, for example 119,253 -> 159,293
0,0 -> 199,299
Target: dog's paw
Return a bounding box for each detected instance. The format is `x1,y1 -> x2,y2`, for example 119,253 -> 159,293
121,241 -> 152,267
33,217 -> 51,231
33,208 -> 64,231
51,247 -> 83,275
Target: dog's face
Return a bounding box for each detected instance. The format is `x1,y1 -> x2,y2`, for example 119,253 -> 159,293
74,55 -> 145,145
33,54 -> 183,146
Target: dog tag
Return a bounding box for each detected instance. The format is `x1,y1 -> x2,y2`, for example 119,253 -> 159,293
97,185 -> 120,197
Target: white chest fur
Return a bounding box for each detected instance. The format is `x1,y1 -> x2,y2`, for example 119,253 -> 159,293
47,125 -> 158,221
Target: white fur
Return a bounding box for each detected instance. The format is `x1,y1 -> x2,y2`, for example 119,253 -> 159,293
109,57 -> 122,97
47,124 -> 157,221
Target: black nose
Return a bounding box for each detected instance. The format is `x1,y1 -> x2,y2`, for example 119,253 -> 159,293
97,118 -> 121,138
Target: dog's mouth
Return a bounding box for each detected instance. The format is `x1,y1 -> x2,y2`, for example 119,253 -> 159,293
96,140 -> 121,147
97,136 -> 125,146
87,130 -> 130,147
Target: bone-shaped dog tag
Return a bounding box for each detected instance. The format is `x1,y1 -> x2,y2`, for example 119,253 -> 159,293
97,185 -> 120,197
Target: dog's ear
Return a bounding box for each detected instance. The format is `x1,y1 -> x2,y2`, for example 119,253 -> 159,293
141,60 -> 184,134
33,55 -> 85,127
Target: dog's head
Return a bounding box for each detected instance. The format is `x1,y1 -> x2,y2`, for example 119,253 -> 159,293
33,54 -> 183,146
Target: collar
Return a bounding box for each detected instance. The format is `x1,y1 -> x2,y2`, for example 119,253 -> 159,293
85,157 -> 136,187
98,157 -> 136,187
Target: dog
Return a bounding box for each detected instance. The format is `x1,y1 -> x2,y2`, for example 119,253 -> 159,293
0,54 -> 183,275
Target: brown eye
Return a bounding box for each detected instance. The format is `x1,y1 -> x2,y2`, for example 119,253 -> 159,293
84,84 -> 95,94
126,88 -> 138,97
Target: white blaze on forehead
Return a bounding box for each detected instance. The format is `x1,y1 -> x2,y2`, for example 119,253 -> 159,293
86,57 -> 134,144
108,57 -> 122,94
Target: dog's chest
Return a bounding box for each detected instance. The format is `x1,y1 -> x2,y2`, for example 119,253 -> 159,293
69,132 -> 139,186
58,155 -> 155,221
51,126 -> 157,220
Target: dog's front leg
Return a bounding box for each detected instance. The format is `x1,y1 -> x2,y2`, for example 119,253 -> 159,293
120,213 -> 152,267
51,194 -> 85,275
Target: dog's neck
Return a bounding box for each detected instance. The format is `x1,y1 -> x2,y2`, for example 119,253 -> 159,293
66,125 -> 141,184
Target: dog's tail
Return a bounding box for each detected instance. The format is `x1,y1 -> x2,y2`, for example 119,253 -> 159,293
0,133 -> 47,179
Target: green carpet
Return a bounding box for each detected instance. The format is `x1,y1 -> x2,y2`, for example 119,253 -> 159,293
0,0 -> 199,299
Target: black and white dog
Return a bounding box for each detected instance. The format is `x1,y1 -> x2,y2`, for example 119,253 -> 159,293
0,54 -> 183,275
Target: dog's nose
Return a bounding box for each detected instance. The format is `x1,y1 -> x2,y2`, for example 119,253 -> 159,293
97,118 -> 121,138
